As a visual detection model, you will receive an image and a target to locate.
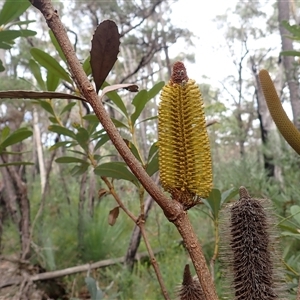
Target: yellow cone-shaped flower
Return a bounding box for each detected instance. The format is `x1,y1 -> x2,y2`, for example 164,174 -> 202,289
158,62 -> 212,206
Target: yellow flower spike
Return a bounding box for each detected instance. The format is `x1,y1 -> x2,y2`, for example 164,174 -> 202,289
158,62 -> 212,208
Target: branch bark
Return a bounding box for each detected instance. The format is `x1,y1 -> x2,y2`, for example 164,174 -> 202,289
29,1 -> 218,299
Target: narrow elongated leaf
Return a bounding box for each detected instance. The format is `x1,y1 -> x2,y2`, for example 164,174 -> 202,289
0,90 -> 86,101
60,102 -> 76,115
76,127 -> 90,151
131,90 -> 148,126
94,134 -> 110,151
101,81 -> 128,117
46,70 -> 60,91
0,161 -> 34,167
137,116 -> 157,125
82,55 -> 92,76
18,29 -> 36,37
123,139 -> 142,162
30,48 -> 71,83
90,20 -> 120,93
0,0 -> 30,26
94,162 -> 139,186
29,59 -> 46,90
146,151 -> 159,176
39,100 -> 55,116
0,41 -> 12,50
281,20 -> 300,37
111,118 -> 129,129
71,163 -> 89,176
85,277 -> 104,300
0,129 -> 32,150
147,81 -> 165,100
1,126 -> 10,142
202,189 -> 222,220
49,30 -> 66,62
49,141 -> 74,151
100,83 -> 138,101
281,50 -> 300,57
0,59 -> 4,72
0,30 -> 21,41
291,205 -> 300,225
147,142 -> 158,162
48,125 -> 76,139
220,187 -> 239,205
55,156 -> 88,164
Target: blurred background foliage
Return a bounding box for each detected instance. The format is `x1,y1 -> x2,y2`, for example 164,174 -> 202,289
0,0 -> 300,299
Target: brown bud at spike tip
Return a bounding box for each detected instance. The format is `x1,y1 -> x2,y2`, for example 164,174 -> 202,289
219,186 -> 287,300
171,61 -> 189,84
176,264 -> 205,300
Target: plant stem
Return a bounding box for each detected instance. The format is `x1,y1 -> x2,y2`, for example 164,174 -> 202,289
29,1 -> 218,298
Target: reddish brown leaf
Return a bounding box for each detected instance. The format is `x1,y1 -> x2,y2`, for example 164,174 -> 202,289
90,20 -> 120,94
98,188 -> 107,199
108,206 -> 120,226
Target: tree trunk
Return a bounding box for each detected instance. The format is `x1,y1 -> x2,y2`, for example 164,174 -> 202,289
278,0 -> 300,130
33,107 -> 46,194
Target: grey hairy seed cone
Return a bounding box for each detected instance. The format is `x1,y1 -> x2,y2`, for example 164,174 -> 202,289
219,186 -> 287,300
176,264 -> 205,300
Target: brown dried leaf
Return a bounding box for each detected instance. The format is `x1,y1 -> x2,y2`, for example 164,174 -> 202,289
98,188 -> 107,199
108,206 -> 120,226
99,84 -> 139,101
0,90 -> 86,101
90,20 -> 120,94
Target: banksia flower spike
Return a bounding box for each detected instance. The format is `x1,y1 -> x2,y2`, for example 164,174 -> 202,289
259,69 -> 300,155
176,264 -> 205,300
158,62 -> 212,208
220,186 -> 285,300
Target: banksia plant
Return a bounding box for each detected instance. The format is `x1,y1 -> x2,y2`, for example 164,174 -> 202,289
259,69 -> 300,155
176,264 -> 205,300
219,186 -> 285,300
158,61 -> 212,208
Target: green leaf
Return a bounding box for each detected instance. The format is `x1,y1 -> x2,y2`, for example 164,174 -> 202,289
0,0 -> 30,26
147,81 -> 164,100
55,156 -> 88,164
83,55 -> 92,76
220,187 -> 239,205
0,161 -> 34,167
146,150 -> 159,176
131,90 -> 148,126
94,162 -> 139,186
85,277 -> 104,300
60,102 -> 76,115
49,141 -> 74,151
0,128 -> 32,151
0,59 -> 5,72
281,20 -> 300,38
94,134 -> 110,151
102,81 -> 128,117
0,41 -> 12,50
18,29 -> 36,37
29,59 -> 46,90
48,125 -> 76,139
136,115 -> 157,125
49,116 -> 59,124
70,163 -> 89,176
49,30 -> 66,62
290,205 -> 300,225
30,48 -> 71,83
39,100 -> 56,116
1,126 -> 10,142
111,118 -> 129,129
0,30 -> 22,41
124,139 -> 142,162
75,127 -> 90,151
83,114 -> 99,123
147,142 -> 158,162
46,70 -> 60,91
281,50 -> 300,57
202,189 -> 222,220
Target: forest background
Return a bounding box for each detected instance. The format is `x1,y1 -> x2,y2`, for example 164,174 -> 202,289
0,0 -> 300,299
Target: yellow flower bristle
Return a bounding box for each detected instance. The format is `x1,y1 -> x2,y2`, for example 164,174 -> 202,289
158,62 -> 212,204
